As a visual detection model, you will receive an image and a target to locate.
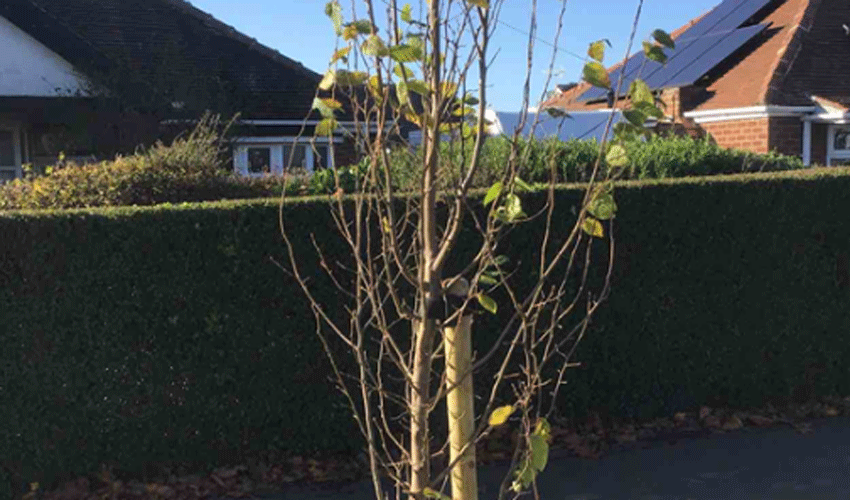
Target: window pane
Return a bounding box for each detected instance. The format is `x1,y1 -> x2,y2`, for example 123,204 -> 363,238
0,131 -> 14,166
313,145 -> 330,170
282,144 -> 307,170
247,147 -> 271,174
835,129 -> 850,151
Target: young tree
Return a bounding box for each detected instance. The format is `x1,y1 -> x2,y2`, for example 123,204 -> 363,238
280,1 -> 672,499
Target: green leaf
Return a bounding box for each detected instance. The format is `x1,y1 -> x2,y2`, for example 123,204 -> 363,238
478,274 -> 499,286
582,217 -> 604,238
587,193 -> 617,221
348,19 -> 374,35
652,29 -> 676,49
514,177 -> 532,192
493,255 -> 509,266
587,40 -> 609,62
623,109 -> 647,127
504,193 -> 525,220
606,144 -> 628,168
396,79 -> 410,107
643,41 -> 668,64
393,64 -> 411,79
511,463 -> 535,493
628,79 -> 653,106
312,97 -> 341,119
612,122 -> 644,142
466,0 -> 489,8
389,43 -> 422,62
478,294 -> 497,314
401,3 -> 414,23
634,101 -> 664,119
530,434 -> 549,472
464,94 -> 480,106
484,181 -> 502,206
406,80 -> 429,96
362,35 -> 390,57
534,417 -> 551,440
488,405 -> 514,426
315,118 -> 338,136
336,70 -> 369,86
422,488 -> 451,500
325,1 -> 343,34
582,61 -> 610,89
511,420 -> 551,494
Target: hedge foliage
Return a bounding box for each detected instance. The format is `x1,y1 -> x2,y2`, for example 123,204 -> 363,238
1,123 -> 805,209
2,167 -> 849,495
386,134 -> 805,192
0,116 -> 308,210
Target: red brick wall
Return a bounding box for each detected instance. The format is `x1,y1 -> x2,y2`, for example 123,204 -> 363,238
700,118 -> 770,153
768,117 -> 802,158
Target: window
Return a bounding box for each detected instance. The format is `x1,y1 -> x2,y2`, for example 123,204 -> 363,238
827,126 -> 850,166
834,128 -> 849,151
247,147 -> 272,174
0,127 -> 20,183
282,143 -> 308,170
234,139 -> 335,176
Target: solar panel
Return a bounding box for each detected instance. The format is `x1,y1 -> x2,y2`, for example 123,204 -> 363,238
652,23 -> 767,89
639,23 -> 767,90
575,0 -> 775,102
493,111 -> 625,143
677,0 -> 774,40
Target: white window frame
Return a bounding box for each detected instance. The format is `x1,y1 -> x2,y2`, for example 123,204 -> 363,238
827,125 -> 850,166
0,123 -> 22,181
232,136 -> 340,176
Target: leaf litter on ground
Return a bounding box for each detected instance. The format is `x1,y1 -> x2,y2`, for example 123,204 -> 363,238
30,395 -> 850,499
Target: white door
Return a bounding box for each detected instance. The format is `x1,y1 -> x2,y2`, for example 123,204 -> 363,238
0,125 -> 21,182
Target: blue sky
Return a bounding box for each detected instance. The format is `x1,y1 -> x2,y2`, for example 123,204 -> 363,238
189,0 -> 719,111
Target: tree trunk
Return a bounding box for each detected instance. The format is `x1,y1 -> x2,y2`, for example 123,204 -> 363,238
444,314 -> 478,500
409,315 -> 437,500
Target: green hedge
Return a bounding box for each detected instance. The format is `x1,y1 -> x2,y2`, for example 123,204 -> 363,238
388,135 -> 805,191
2,167 -> 850,495
2,130 -> 805,211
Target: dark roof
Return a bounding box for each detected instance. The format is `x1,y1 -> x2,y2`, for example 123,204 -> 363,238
545,0 -> 850,113
6,0 -> 323,119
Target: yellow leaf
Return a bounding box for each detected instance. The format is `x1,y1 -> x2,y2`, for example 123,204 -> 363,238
478,294 -> 497,314
582,217 -> 604,238
489,405 -> 514,426
587,40 -> 607,62
466,0 -> 489,8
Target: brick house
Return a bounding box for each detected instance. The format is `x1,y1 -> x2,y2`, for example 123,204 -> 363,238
0,0 -> 360,182
542,0 -> 850,166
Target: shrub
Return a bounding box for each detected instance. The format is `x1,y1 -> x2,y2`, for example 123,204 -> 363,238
0,115 -> 307,210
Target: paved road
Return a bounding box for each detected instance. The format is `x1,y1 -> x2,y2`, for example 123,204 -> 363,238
222,418 -> 850,500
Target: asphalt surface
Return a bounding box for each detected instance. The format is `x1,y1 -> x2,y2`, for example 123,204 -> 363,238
221,417 -> 850,500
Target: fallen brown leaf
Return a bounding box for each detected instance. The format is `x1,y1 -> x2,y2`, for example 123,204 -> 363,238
746,414 -> 774,427
722,415 -> 743,431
